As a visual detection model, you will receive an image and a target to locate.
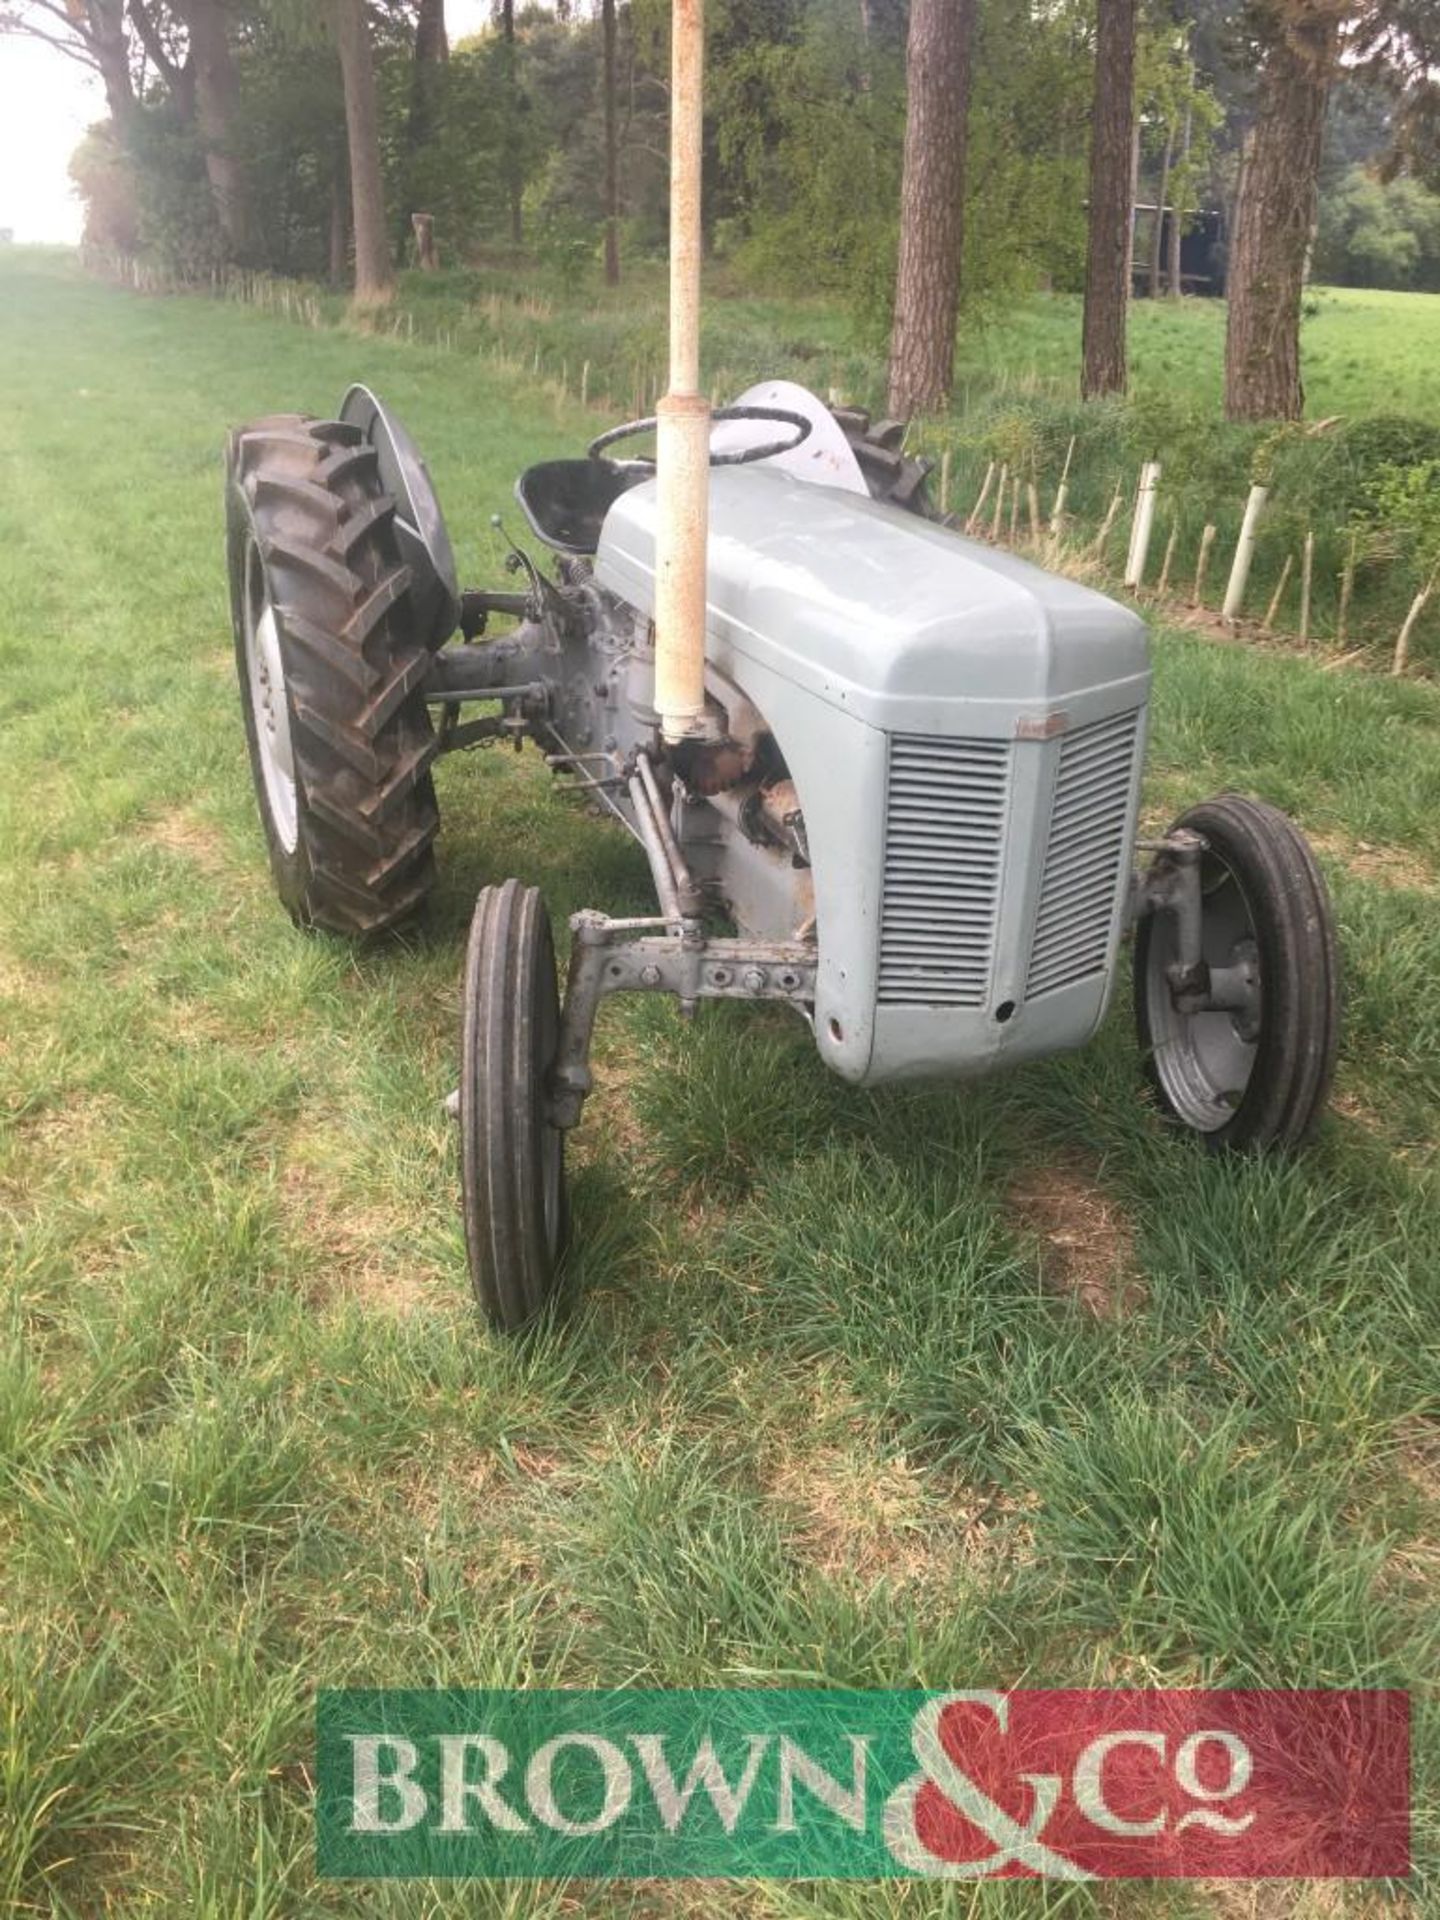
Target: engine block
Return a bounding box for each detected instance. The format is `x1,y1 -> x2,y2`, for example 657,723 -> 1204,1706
596,464 -> 1150,1084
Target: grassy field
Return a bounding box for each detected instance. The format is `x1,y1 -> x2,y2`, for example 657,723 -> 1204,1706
386,266 -> 1440,427
954,284 -> 1440,422
1,250 -> 1438,1916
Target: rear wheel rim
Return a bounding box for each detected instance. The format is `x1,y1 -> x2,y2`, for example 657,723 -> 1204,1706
1144,853 -> 1261,1133
243,541 -> 298,854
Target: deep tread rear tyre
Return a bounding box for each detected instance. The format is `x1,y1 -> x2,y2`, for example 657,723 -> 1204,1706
1135,794 -> 1340,1152
460,881 -> 569,1333
226,412 -> 440,935
828,405 -> 938,516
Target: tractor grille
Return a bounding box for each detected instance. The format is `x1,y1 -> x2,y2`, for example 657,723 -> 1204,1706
1025,709 -> 1140,1000
878,735 -> 1009,1008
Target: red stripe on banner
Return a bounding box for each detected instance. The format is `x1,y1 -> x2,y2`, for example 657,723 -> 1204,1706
905,1690 -> 1409,1878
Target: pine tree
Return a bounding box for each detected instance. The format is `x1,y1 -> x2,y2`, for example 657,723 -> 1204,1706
1224,0 -> 1346,420
887,0 -> 977,417
333,0 -> 394,301
1081,0 -> 1137,398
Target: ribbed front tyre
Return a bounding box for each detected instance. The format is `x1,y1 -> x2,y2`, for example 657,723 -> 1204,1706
460,881 -> 570,1333
226,413 -> 441,936
1136,794 -> 1340,1151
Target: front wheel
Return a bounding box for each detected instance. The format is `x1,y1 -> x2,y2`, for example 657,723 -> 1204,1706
1135,794 -> 1339,1151
460,881 -> 569,1333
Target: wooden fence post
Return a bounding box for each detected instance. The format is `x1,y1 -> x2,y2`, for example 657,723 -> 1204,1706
1337,529 -> 1358,647
966,462 -> 995,534
1050,435 -> 1076,535
1262,553 -> 1293,633
1192,523 -> 1217,607
1393,570 -> 1435,677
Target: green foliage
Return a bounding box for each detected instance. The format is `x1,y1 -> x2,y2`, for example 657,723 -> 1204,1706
962,0 -> 1093,302
1339,412 -> 1440,471
1366,458 -> 1440,579
717,0 -> 1100,334
1316,163 -> 1440,291
523,5 -> 668,261
1134,16 -> 1225,286
718,4 -> 904,340
528,159 -> 599,278
68,123 -> 139,257
234,42 -> 345,279
387,39 -> 514,263
126,104 -> 228,279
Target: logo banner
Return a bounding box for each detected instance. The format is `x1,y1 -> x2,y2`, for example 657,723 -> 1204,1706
316,1688 -> 1409,1881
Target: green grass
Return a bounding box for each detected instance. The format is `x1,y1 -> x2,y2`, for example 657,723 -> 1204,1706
947,284 -> 1440,424
383,262 -> 1440,428
1,250 -> 1438,1916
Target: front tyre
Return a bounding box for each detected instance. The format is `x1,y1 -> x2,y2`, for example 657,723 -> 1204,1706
226,413 -> 441,936
460,881 -> 570,1333
1135,795 -> 1339,1151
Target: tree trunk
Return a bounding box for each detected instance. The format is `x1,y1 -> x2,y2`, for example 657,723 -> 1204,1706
334,0 -> 394,301
887,0 -> 977,418
128,0 -> 197,117
602,0 -> 620,284
329,147 -> 351,284
1081,0 -> 1137,399
1149,123 -> 1173,299
399,0 -> 448,252
411,210 -> 438,268
856,0 -> 873,89
501,0 -> 522,246
407,0 -> 448,147
1223,4 -> 1340,422
85,0 -> 138,132
416,0 -> 448,67
1168,97 -> 1191,297
179,0 -> 259,261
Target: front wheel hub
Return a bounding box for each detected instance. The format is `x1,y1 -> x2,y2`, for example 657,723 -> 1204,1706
1134,794 -> 1340,1152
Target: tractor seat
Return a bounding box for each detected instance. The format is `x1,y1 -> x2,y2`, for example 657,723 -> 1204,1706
515,458 -> 652,557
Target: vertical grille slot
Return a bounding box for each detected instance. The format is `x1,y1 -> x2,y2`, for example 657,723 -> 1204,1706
1026,709 -> 1140,1000
878,735 -> 1009,1008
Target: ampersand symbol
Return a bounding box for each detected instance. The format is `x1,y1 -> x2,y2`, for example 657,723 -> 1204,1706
883,1693 -> 1092,1879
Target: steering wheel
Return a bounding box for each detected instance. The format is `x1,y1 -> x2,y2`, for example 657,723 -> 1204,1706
587,404 -> 813,468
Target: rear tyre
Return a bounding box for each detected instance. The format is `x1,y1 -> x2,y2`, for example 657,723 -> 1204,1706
460,881 -> 570,1333
828,406 -> 937,517
226,412 -> 441,936
1135,794 -> 1339,1151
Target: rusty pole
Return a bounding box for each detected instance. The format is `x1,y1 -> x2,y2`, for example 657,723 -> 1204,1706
654,0 -> 710,744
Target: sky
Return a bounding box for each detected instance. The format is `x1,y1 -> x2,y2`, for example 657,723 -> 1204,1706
0,1 -> 495,245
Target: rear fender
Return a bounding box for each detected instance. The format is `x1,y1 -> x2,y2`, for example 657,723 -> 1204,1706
339,384 -> 459,647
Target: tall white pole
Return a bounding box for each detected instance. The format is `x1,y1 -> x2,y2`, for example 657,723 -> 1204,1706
654,0 -> 711,744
